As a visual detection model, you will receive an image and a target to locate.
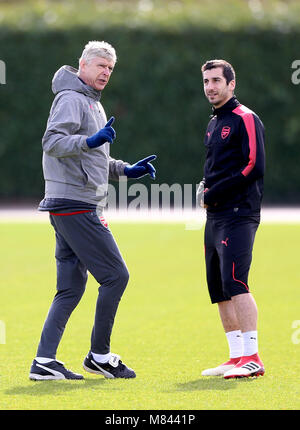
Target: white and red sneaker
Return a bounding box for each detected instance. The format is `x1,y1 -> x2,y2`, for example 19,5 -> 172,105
223,353 -> 265,379
201,357 -> 241,376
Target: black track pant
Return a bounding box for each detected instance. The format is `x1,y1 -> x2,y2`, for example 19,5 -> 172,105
204,213 -> 260,304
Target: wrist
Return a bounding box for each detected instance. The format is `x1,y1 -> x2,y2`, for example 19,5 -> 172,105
124,165 -> 130,176
86,132 -> 105,149
82,138 -> 90,152
86,136 -> 95,148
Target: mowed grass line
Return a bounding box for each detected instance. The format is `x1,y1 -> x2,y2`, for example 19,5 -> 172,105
0,221 -> 299,410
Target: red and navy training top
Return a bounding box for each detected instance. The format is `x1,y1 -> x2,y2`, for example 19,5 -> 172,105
203,96 -> 265,215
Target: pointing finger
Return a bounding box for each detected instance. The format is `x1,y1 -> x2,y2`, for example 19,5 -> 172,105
140,155 -> 157,164
105,116 -> 115,127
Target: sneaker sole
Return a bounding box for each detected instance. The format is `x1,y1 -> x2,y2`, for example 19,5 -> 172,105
29,373 -> 66,381
83,363 -> 114,379
224,369 -> 265,379
202,365 -> 236,376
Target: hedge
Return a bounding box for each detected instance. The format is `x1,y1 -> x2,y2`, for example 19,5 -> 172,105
0,24 -> 299,204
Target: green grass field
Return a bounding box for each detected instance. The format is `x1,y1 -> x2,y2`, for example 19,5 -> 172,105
0,220 -> 299,410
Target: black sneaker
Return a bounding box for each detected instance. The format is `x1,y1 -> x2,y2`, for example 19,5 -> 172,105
29,359 -> 84,380
83,352 -> 136,379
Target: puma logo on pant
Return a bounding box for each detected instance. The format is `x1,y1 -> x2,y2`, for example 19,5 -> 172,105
221,238 -> 229,247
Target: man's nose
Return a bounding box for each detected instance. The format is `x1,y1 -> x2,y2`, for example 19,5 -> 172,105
206,81 -> 214,91
103,66 -> 111,76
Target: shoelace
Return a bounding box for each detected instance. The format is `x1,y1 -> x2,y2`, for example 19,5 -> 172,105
109,354 -> 126,371
118,360 -> 126,370
55,360 -> 74,374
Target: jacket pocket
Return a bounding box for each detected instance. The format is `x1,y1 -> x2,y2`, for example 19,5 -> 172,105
43,154 -> 85,186
81,152 -> 109,189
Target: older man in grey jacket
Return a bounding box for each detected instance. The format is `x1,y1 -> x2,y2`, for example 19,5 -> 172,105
29,41 -> 156,380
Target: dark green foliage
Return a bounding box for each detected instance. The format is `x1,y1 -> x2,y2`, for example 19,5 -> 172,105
0,25 -> 299,203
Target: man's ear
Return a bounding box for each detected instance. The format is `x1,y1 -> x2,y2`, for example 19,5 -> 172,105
79,59 -> 87,73
229,79 -> 236,93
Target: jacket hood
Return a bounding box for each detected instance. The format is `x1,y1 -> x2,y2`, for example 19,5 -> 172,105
52,65 -> 102,100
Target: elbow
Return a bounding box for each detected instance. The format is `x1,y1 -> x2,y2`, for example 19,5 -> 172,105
252,161 -> 265,179
42,133 -> 65,157
42,132 -> 56,156
42,139 -> 53,156
243,165 -> 264,183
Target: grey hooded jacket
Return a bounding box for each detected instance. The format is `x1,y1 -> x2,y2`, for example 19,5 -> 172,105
42,65 -> 128,206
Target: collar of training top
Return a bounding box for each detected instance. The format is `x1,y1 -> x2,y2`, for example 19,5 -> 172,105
77,76 -> 102,101
211,96 -> 240,117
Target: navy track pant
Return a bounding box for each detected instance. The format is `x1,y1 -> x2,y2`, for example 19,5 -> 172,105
36,210 -> 129,358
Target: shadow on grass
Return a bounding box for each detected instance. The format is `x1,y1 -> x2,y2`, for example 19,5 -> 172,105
176,377 -> 257,391
4,377 -> 120,396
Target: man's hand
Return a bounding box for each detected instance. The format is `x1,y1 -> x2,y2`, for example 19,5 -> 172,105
196,180 -> 206,208
86,116 -> 116,148
124,155 -> 157,179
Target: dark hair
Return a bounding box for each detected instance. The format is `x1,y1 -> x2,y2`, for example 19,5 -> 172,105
201,59 -> 235,84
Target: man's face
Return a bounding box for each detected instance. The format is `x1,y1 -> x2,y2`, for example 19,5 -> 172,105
203,67 -> 235,108
79,56 -> 115,91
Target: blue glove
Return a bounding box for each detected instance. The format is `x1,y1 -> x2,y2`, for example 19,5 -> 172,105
86,117 -> 116,148
124,155 -> 157,179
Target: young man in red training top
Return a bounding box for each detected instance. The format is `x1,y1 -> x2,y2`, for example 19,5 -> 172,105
197,59 -> 265,378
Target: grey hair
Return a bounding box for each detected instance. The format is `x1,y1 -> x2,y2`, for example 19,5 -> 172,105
79,40 -> 117,65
